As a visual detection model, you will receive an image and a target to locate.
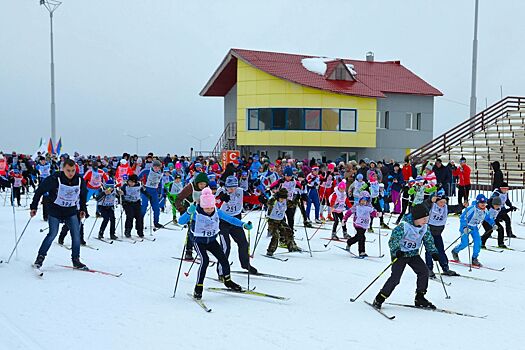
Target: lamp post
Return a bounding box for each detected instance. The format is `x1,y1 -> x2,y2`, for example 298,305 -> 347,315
469,0 -> 479,119
40,0 -> 62,143
124,133 -> 150,155
188,134 -> 213,154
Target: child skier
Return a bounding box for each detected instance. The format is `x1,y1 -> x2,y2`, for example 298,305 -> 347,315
139,159 -> 163,229
365,172 -> 390,231
490,182 -> 518,239
349,173 -> 366,203
96,179 -> 118,240
343,191 -> 380,256
329,181 -> 352,239
263,188 -> 302,256
178,187 -> 252,300
319,163 -> 335,221
372,204 -> 440,309
9,169 -> 26,206
269,167 -> 303,230
422,189 -> 464,277
305,166 -> 322,224
118,174 -> 144,238
451,194 -> 496,267
481,196 -> 503,248
164,174 -> 184,223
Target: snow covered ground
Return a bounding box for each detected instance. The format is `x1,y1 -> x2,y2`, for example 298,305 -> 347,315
1,195 -> 525,350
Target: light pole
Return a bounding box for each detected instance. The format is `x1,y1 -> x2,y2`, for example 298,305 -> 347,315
40,0 -> 62,143
124,133 -> 150,155
188,134 -> 213,154
469,0 -> 479,119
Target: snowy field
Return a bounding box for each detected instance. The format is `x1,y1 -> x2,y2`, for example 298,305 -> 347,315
1,195 -> 525,350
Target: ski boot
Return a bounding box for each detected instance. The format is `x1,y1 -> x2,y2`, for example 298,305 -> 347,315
367,228 -> 374,233
414,291 -> 436,309
471,258 -> 482,267
451,250 -> 460,261
154,223 -> 163,229
507,233 -> 517,238
172,216 -> 178,225
80,239 -> 87,246
442,269 -> 459,276
288,244 -> 303,253
223,275 -> 242,291
184,249 -> 194,261
359,252 -> 368,258
110,233 -> 119,240
372,292 -> 387,309
137,231 -> 145,238
327,214 -> 334,221
265,250 -> 274,257
380,222 -> 390,230
498,244 -> 508,249
481,244 -> 487,249
315,219 -> 323,225
33,254 -> 45,269
343,231 -> 351,239
124,231 -> 131,238
331,232 -> 340,240
320,214 -> 325,221
58,237 -> 65,245
193,284 -> 203,300
72,257 -> 89,270
248,266 -> 259,274
304,221 -> 313,228
428,270 -> 436,278
98,232 -> 104,240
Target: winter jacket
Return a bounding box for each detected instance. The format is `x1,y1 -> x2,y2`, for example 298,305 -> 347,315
491,161 -> 504,190
453,164 -> 471,186
389,214 -> 438,258
388,171 -> 404,192
433,164 -> 451,187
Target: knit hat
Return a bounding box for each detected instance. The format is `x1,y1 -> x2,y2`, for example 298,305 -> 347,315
476,194 -> 488,203
175,162 -> 182,170
120,159 -> 127,165
208,181 -> 217,190
174,174 -> 181,179
225,175 -> 238,188
199,188 -> 216,209
277,188 -> 288,199
152,160 -> 162,168
312,166 -> 319,171
491,196 -> 502,206
283,167 -> 294,177
500,182 -> 509,188
195,162 -> 202,168
241,171 -> 248,177
327,163 -> 335,171
337,181 -> 346,191
356,173 -> 363,181
359,191 -> 371,202
128,174 -> 138,183
425,164 -> 433,171
104,179 -> 115,187
411,204 -> 429,221
194,172 -> 209,185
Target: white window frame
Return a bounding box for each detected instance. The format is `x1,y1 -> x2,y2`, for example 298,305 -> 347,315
405,112 -> 421,131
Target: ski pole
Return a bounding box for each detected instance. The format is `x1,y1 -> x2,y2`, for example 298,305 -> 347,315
444,227 -> 472,252
183,255 -> 198,277
11,185 -> 18,259
153,219 -> 175,232
39,226 -> 49,233
467,236 -> 472,272
350,258 -> 398,302
378,217 -> 382,257
434,261 -> 451,299
323,225 -> 342,248
304,222 -> 313,257
251,218 -> 268,258
6,217 -> 33,263
247,229 -> 251,291
149,206 -> 153,236
307,223 -> 324,240
87,216 -> 99,239
172,233 -> 189,298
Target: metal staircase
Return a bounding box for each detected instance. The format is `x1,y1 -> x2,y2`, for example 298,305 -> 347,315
212,122 -> 237,156
409,96 -> 525,188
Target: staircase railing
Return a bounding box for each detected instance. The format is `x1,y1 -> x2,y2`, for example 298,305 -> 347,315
409,96 -> 525,162
212,122 -> 237,156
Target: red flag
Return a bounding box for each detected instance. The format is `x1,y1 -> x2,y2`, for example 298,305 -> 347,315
47,138 -> 55,155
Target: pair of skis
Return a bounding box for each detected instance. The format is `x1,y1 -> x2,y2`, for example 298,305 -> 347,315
365,301 -> 487,320
334,245 -> 385,259
448,260 -> 505,272
56,242 -> 99,251
32,264 -> 122,278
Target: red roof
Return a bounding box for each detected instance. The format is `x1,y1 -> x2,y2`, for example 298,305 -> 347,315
200,49 -> 443,98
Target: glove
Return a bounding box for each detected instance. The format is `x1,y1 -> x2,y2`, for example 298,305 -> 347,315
431,253 -> 440,261
187,204 -> 197,215
243,221 -> 253,230
218,192 -> 230,202
395,250 -> 404,259
258,194 -> 267,205
279,178 -> 285,184
512,206 -> 518,212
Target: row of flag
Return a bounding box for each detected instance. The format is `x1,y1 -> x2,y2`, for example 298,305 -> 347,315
32,137 -> 62,160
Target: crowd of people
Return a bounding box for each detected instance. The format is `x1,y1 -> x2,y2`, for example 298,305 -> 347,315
0,149 -> 520,304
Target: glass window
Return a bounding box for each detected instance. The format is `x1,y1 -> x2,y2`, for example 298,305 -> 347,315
322,109 -> 339,131
287,108 -> 303,130
340,109 -> 357,131
304,109 -> 321,130
416,112 -> 422,130
259,109 -> 272,130
377,111 -> 389,129
406,112 -> 421,130
272,109 -> 286,129
248,109 -> 258,130
385,111 -> 390,129
405,112 -> 413,129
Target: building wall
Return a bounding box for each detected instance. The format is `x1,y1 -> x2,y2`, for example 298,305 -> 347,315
224,84 -> 237,126
374,93 -> 434,161
235,59 -> 377,148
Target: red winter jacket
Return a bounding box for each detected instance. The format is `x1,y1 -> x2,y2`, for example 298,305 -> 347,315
453,164 -> 471,186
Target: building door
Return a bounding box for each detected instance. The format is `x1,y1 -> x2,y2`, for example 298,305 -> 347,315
308,151 -> 326,164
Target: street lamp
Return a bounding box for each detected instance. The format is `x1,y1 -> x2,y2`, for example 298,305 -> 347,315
40,0 -> 62,143
124,133 -> 151,155
188,134 -> 213,153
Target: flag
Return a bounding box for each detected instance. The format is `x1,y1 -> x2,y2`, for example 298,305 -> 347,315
32,137 -> 47,160
47,138 -> 54,155
56,137 -> 62,156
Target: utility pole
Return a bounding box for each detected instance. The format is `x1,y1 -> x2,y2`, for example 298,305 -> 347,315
469,0 -> 479,119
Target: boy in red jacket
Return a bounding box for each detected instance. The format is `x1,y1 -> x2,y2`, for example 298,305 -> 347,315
453,157 -> 471,205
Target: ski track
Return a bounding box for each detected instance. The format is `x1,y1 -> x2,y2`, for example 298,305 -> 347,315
0,201 -> 524,350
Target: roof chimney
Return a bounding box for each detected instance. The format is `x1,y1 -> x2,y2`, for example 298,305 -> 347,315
366,51 -> 374,62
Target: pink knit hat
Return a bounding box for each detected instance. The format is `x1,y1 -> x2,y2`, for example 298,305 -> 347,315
337,181 -> 346,190
175,162 -> 182,170
199,187 -> 216,209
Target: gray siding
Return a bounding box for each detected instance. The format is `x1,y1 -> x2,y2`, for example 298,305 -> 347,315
224,84 -> 237,126
374,93 -> 434,161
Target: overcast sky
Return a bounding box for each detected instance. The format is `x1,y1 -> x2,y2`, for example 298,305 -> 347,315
1,0 -> 524,156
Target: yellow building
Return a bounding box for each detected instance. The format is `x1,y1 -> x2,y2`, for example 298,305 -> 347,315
201,49 -> 442,162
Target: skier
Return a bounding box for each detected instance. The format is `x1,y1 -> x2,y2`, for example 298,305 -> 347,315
451,194 -> 497,267
490,182 -> 518,239
30,159 -> 89,270
164,174 -> 183,223
269,167 -> 304,230
118,174 -> 144,238
178,187 -> 252,300
481,196 -> 504,248
305,166 -> 322,224
329,181 -> 352,239
343,191 -> 380,257
138,159 -> 163,229
372,204 -> 439,309
216,175 -> 258,275
95,179 -> 118,240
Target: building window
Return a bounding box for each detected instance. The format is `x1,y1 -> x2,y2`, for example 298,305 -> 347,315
272,109 -> 286,129
322,108 -> 339,131
287,108 -> 303,130
259,108 -> 272,130
340,109 -> 357,131
304,109 -> 321,130
405,112 -> 421,130
377,111 -> 389,129
248,109 -> 258,130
